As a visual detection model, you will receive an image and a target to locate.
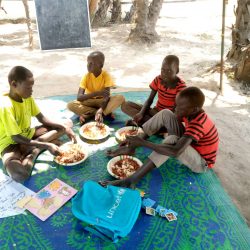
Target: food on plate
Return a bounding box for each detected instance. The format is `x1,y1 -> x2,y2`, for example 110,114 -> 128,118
119,129 -> 138,141
81,122 -> 108,139
111,157 -> 141,179
55,144 -> 85,165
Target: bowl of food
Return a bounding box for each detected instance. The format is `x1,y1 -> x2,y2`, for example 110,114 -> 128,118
107,155 -> 143,179
79,122 -> 110,142
54,143 -> 88,166
115,126 -> 142,142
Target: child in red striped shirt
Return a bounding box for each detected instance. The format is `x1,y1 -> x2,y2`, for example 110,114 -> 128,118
121,55 -> 186,127
103,87 -> 219,188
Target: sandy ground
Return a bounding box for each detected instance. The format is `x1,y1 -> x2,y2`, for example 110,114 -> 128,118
0,0 -> 250,225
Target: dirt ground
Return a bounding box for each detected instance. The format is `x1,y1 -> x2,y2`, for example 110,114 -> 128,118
0,0 -> 249,226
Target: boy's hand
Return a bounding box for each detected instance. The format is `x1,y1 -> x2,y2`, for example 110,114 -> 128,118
95,108 -> 103,124
133,112 -> 143,123
126,135 -> 145,147
46,143 -> 61,156
65,127 -> 77,143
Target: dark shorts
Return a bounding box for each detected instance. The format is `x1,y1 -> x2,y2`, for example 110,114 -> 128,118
1,125 -> 50,168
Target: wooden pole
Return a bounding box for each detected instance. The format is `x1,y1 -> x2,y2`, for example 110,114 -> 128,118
22,0 -> 33,49
220,0 -> 227,95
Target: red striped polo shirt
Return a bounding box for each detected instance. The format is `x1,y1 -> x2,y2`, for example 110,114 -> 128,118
183,112 -> 219,168
149,76 -> 186,111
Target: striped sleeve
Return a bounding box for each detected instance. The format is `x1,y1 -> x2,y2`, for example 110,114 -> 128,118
149,76 -> 160,91
183,112 -> 219,168
176,80 -> 186,94
184,113 -> 207,142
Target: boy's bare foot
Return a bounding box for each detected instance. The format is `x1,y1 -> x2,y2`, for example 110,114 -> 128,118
22,147 -> 42,168
106,146 -> 135,157
99,179 -> 135,188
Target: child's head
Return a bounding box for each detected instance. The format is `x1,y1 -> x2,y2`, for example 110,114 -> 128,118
8,66 -> 34,99
175,87 -> 205,118
87,51 -> 105,76
161,55 -> 179,82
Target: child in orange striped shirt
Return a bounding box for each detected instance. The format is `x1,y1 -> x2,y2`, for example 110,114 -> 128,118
121,55 -> 186,127
103,87 -> 219,188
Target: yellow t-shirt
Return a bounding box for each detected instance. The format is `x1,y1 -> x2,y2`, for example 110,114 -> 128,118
79,70 -> 115,94
0,94 -> 40,155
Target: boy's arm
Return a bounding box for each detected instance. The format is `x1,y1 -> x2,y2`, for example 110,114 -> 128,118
133,89 -> 156,123
138,89 -> 156,115
11,134 -> 60,155
95,88 -> 110,122
127,135 -> 193,157
98,87 -> 110,110
77,87 -> 108,102
36,112 -> 64,129
36,113 -> 76,143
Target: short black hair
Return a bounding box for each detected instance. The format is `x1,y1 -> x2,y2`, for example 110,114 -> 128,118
163,55 -> 180,74
88,51 -> 105,67
178,86 -> 205,108
8,66 -> 33,84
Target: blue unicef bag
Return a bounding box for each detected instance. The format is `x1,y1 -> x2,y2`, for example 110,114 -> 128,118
72,180 -> 141,242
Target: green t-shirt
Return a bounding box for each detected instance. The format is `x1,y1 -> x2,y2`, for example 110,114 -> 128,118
0,94 -> 40,155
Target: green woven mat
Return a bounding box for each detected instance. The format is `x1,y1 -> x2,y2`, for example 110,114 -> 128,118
0,92 -> 249,250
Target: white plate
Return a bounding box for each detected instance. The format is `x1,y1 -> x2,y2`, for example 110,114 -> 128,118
115,126 -> 142,142
54,143 -> 88,166
107,155 -> 143,179
79,122 -> 110,140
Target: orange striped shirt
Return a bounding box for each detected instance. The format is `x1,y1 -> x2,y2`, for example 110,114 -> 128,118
183,112 -> 219,168
149,76 -> 186,111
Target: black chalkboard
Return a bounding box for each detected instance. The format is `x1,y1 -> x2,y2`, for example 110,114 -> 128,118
34,0 -> 91,50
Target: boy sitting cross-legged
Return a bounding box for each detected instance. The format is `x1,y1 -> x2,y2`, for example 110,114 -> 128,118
102,87 -> 219,187
122,55 -> 186,127
0,66 -> 76,183
67,51 -> 125,124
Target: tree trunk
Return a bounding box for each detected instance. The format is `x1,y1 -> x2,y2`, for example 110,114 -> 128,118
235,45 -> 250,83
89,0 -> 99,24
129,0 -> 163,44
227,0 -> 250,83
111,0 -> 122,23
92,0 -> 111,27
124,0 -> 137,23
148,0 -> 163,36
22,0 -> 33,49
129,0 -> 149,42
228,0 -> 250,60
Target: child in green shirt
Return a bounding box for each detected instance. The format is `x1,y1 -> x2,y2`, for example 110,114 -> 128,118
0,66 -> 76,182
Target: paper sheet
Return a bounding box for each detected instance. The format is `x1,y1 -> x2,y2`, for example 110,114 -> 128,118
0,172 -> 35,219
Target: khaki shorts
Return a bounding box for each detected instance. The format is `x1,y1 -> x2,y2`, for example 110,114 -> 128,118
148,135 -> 208,173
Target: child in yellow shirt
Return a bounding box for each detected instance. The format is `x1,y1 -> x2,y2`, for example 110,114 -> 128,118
0,66 -> 76,182
67,51 -> 125,124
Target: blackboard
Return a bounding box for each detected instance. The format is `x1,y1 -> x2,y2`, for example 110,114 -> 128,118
34,0 -> 91,50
